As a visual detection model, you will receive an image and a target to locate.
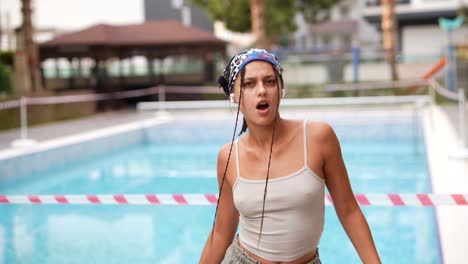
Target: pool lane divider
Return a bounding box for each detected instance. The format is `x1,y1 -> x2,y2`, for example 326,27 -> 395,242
0,194 -> 467,206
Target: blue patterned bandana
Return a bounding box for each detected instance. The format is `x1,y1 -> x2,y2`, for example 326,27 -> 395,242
218,48 -> 283,96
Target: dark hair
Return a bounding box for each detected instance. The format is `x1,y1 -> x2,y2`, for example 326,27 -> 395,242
211,63 -> 283,248
210,69 -> 244,245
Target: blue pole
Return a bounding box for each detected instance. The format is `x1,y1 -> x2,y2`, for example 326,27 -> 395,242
352,46 -> 360,83
446,31 -> 458,92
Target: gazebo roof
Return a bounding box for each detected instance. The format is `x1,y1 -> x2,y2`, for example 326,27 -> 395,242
39,20 -> 226,59
41,20 -> 225,46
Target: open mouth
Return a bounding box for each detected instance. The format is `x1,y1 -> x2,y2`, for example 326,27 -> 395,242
256,102 -> 269,110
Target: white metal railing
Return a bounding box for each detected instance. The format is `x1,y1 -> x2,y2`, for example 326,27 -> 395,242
138,95 -> 431,111
0,85 -> 221,147
323,79 -> 429,92
2,81 -> 464,154
322,78 -> 467,159
427,78 -> 468,159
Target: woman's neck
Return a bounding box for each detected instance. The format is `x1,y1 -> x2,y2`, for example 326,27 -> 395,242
245,115 -> 286,153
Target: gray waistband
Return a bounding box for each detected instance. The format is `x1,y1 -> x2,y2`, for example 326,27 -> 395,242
222,236 -> 322,264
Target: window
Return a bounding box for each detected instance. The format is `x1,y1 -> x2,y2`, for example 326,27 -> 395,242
341,35 -> 352,48
323,35 -> 332,47
339,5 -> 350,19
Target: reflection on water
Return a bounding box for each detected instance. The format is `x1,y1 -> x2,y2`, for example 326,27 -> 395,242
0,205 -> 440,263
0,205 -> 214,263
47,214 -> 155,263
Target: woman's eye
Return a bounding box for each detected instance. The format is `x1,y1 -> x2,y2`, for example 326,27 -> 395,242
243,82 -> 254,87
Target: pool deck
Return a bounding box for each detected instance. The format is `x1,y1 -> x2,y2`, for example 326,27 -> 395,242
422,104 -> 468,264
0,109 -> 149,150
0,104 -> 467,263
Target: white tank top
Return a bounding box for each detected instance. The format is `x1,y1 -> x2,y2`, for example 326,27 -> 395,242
232,120 -> 325,262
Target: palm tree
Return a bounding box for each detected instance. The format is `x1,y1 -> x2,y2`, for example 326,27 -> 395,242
250,0 -> 268,49
381,0 -> 399,80
19,0 -> 42,92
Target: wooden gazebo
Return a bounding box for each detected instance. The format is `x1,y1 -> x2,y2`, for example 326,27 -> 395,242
39,20 -> 226,91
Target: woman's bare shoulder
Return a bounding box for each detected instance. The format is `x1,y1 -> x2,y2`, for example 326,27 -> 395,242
306,120 -> 341,158
217,143 -> 233,164
306,121 -> 336,140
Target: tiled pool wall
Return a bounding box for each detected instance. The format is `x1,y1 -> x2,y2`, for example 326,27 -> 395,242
144,121 -> 233,144
0,128 -> 146,181
145,116 -> 424,143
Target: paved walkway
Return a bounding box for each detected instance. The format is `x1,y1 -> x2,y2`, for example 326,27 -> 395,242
422,103 -> 468,264
0,109 -> 150,150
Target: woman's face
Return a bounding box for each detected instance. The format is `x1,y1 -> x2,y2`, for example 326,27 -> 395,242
233,61 -> 281,126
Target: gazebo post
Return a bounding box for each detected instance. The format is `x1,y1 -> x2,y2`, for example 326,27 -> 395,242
129,57 -> 136,77
67,57 -> 75,89
54,58 -> 60,79
147,52 -> 156,85
77,58 -> 82,78
39,63 -> 45,90
86,57 -> 93,88
158,56 -> 165,85
92,57 -> 101,92
119,54 -> 125,88
203,51 -> 214,84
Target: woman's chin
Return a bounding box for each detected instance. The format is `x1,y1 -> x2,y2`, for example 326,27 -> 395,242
246,113 -> 279,128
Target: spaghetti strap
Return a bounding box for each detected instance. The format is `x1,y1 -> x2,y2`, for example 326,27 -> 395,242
303,120 -> 308,166
235,139 -> 241,180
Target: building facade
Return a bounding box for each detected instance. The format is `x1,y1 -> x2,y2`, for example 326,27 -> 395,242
144,0 -> 213,32
363,0 -> 468,59
292,0 -> 380,51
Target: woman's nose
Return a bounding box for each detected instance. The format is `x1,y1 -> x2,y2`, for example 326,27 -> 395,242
256,83 -> 266,96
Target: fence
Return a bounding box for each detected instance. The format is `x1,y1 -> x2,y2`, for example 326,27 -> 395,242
0,85 -> 222,146
323,78 -> 467,158
0,79 -> 466,158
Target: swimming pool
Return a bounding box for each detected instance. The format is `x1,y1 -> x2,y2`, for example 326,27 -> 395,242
0,109 -> 440,263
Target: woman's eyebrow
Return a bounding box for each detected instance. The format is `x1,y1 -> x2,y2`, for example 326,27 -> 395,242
244,74 -> 276,80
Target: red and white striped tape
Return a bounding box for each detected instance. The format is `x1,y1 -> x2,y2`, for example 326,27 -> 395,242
0,194 -> 467,206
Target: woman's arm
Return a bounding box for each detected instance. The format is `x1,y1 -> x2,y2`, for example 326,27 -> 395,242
318,123 -> 381,264
199,144 -> 239,264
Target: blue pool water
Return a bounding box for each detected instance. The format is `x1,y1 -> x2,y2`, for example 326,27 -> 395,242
0,113 -> 440,263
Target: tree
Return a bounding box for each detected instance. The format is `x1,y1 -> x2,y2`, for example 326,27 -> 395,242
0,62 -> 14,95
459,5 -> 468,25
298,0 -> 337,23
16,0 -> 42,93
189,0 -> 339,49
250,0 -> 267,49
381,0 -> 399,81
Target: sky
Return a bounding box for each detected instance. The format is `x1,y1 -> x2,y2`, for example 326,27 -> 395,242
0,0 -> 144,31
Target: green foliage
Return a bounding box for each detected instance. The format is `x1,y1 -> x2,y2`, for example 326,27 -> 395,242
190,0 -> 297,37
224,0 -> 252,33
0,62 -> 14,95
189,0 -> 339,43
0,50 -> 14,66
265,0 -> 297,38
299,0 -> 340,23
459,5 -> 468,24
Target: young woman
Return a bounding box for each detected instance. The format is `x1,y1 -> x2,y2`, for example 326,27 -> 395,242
199,48 -> 381,264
